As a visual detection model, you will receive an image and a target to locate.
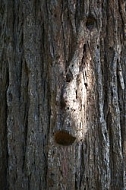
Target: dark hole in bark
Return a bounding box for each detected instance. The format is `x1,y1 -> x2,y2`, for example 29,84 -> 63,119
66,73 -> 72,82
76,90 -> 77,99
8,92 -> 12,102
54,130 -> 76,146
85,71 -> 87,76
84,83 -> 88,88
83,44 -> 86,52
86,15 -> 97,30
60,99 -> 66,109
109,46 -> 113,50
51,173 -> 55,176
66,70 -> 73,82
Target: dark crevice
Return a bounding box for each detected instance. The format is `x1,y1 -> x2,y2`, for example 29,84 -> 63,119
22,61 -> 29,171
61,1 -> 67,67
5,62 -> 9,190
28,174 -> 31,190
83,44 -> 86,52
60,98 -> 66,109
80,143 -> 85,187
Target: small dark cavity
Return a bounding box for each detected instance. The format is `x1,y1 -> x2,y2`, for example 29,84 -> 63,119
109,47 -> 112,49
86,15 -> 97,30
66,70 -> 73,82
54,130 -> 76,146
51,173 -> 55,176
8,92 -> 13,102
84,83 -> 88,88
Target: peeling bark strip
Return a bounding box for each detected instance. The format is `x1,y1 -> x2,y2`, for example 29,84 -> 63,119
0,0 -> 126,190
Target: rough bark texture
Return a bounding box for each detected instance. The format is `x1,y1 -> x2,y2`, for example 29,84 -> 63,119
0,0 -> 126,190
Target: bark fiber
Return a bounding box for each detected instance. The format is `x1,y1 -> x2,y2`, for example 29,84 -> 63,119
0,0 -> 126,190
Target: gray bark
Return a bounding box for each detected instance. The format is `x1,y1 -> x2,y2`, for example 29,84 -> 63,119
0,0 -> 126,190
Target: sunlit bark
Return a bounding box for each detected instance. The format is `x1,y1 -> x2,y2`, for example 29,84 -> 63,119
0,0 -> 126,189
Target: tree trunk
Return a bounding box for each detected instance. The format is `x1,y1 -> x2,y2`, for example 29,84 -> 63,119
0,0 -> 126,190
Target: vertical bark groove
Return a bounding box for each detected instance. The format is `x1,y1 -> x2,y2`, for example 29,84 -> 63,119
0,0 -> 125,190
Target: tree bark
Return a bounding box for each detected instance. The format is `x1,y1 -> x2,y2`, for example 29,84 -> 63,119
0,0 -> 126,190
